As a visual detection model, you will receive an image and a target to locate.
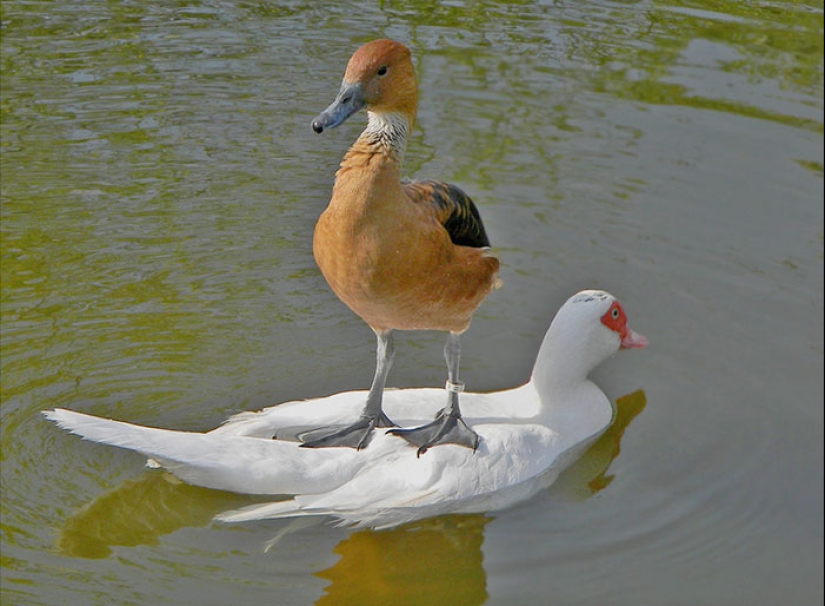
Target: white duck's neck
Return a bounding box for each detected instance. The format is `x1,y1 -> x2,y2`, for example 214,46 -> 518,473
529,316 -> 617,427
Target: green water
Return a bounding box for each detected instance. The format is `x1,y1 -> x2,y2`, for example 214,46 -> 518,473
2,1 -> 822,604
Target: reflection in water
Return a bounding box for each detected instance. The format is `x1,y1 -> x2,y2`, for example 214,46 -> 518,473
316,515 -> 490,606
57,391 -> 646,601
587,390 -> 646,492
57,474 -> 258,559
553,389 -> 647,500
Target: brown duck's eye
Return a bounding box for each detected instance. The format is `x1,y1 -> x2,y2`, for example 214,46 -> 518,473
377,65 -> 388,76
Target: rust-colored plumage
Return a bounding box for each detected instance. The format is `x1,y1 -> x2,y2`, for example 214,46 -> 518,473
304,39 -> 499,453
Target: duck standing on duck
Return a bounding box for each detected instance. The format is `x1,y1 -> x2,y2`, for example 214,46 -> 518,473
305,39 -> 501,453
44,290 -> 647,529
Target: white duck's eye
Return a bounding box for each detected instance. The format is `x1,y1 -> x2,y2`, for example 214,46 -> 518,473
377,65 -> 388,76
611,308 -> 620,319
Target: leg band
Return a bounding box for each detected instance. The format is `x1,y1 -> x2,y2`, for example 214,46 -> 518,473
446,380 -> 465,393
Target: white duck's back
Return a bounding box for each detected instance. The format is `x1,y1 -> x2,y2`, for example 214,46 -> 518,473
211,383 -> 543,440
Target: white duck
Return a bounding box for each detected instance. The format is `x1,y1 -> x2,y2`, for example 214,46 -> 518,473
44,289 -> 647,529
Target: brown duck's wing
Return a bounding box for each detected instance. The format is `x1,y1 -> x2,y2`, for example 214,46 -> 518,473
403,179 -> 492,248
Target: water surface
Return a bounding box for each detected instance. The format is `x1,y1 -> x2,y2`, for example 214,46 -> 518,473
2,1 -> 822,604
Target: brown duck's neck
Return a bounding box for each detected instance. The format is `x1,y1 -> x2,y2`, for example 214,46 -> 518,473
349,111 -> 411,163
333,111 -> 412,204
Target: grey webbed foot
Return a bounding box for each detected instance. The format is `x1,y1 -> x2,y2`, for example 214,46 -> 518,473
389,409 -> 479,457
300,412 -> 396,450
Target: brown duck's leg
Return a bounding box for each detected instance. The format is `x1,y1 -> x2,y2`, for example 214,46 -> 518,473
301,329 -> 396,450
389,331 -> 480,456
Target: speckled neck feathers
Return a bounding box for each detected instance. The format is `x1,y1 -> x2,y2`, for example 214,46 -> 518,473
338,111 -> 410,175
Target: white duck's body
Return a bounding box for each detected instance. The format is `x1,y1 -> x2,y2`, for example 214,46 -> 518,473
45,290 -> 647,529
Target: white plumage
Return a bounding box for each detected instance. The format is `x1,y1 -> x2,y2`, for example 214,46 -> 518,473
44,289 -> 647,529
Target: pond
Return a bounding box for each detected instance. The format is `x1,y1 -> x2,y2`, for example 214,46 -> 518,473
2,1 -> 822,604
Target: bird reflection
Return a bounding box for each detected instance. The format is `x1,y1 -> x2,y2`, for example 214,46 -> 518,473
316,515 -> 490,606
57,391 -> 646,603
56,474 -> 258,559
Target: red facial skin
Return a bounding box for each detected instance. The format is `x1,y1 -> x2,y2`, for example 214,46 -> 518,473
600,301 -> 648,349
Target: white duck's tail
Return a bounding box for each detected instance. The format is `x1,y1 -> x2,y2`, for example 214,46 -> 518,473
44,408 -> 190,456
43,408 -> 244,489
43,409 -> 360,496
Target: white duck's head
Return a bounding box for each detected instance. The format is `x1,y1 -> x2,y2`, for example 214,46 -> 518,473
531,290 -> 648,396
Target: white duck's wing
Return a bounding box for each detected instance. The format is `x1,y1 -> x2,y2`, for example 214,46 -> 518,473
210,391 -> 374,438
216,424 -> 562,528
210,384 -> 540,439
43,409 -> 364,495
